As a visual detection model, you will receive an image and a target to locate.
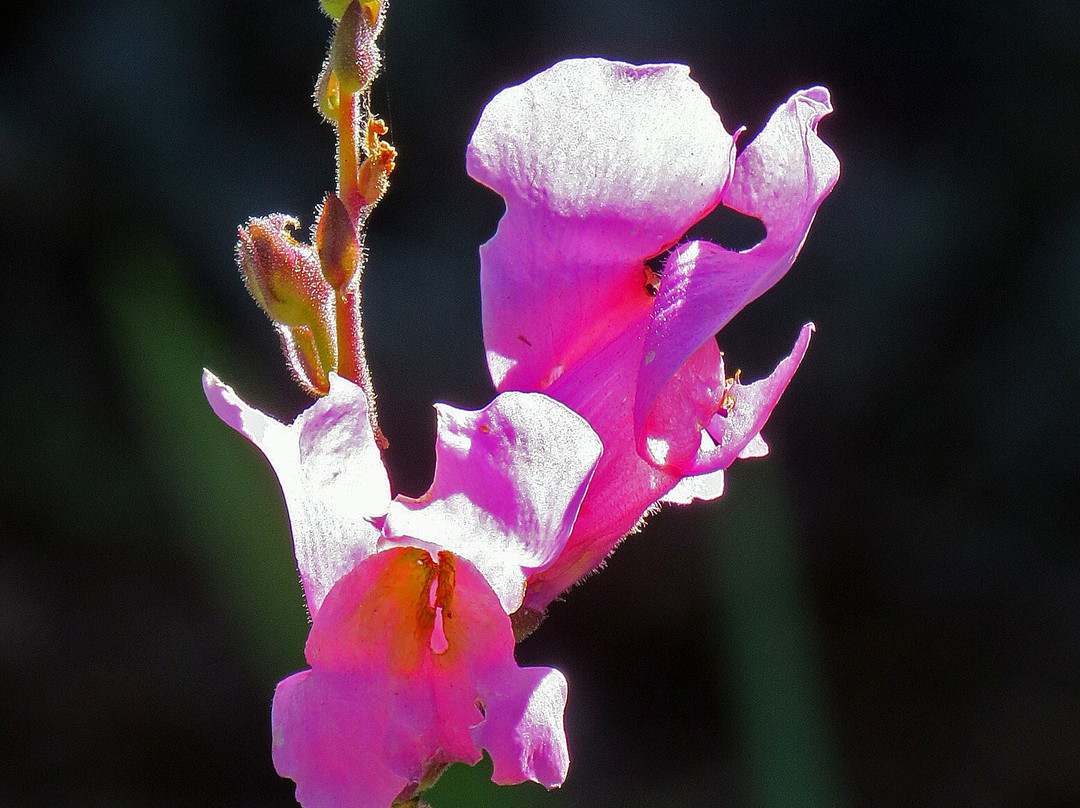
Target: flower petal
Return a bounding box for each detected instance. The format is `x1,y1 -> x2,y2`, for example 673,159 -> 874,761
382,391 -> 602,614
522,325 -> 682,607
203,370 -> 388,616
694,323 -> 813,472
661,433 -> 728,504
476,666 -> 570,788
662,467 -> 726,504
468,57 -> 736,392
272,547 -> 569,808
635,88 -> 839,463
521,326 -> 809,608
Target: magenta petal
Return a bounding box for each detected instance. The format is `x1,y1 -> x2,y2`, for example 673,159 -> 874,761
203,370 -> 388,616
272,670 -> 406,808
635,87 -> 838,461
475,666 -> 569,788
382,391 -> 602,614
468,58 -> 736,392
272,547 -> 569,808
520,324 -> 681,606
694,323 -> 813,473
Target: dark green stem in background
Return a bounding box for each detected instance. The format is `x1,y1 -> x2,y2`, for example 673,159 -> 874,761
708,464 -> 846,808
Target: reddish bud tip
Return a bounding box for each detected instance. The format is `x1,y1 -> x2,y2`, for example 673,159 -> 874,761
316,193 -> 363,291
356,117 -> 397,207
236,214 -> 332,328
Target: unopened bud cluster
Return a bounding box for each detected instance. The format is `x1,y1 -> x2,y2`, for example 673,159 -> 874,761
237,0 -> 393,424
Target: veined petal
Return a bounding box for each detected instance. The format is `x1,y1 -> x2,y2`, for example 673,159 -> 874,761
635,88 -> 838,464
203,370 -> 388,617
272,547 -> 569,808
468,57 -> 736,392
382,392 -> 602,614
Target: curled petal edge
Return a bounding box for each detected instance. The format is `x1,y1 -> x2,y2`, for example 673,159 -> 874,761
634,87 -> 838,466
202,369 -> 388,617
690,323 -> 813,475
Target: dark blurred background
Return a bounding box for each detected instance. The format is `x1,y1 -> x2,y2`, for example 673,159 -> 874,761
4,0 -> 1079,806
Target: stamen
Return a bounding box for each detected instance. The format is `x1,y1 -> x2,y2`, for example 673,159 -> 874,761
718,370 -> 741,416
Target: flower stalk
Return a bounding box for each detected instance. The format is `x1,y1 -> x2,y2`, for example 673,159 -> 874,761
207,2 -> 838,803
236,0 -> 392,446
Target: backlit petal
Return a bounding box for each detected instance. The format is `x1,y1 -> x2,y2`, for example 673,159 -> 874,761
203,370 -> 388,616
635,88 -> 838,460
383,391 -> 602,614
468,58 -> 736,392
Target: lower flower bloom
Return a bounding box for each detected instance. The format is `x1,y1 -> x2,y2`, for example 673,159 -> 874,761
203,371 -> 602,807
273,547 -> 569,808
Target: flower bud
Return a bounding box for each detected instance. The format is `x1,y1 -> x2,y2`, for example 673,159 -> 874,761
314,58 -> 340,122
236,214 -> 332,328
330,1 -> 382,95
315,192 -> 362,291
320,0 -> 351,19
277,324 -> 331,396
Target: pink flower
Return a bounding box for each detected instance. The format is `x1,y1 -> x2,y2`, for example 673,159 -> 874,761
467,58 -> 839,608
203,371 -> 602,807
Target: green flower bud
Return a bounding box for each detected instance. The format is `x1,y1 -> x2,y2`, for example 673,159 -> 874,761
330,0 -> 382,95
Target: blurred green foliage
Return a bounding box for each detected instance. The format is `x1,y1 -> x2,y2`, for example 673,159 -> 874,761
103,244 -> 309,681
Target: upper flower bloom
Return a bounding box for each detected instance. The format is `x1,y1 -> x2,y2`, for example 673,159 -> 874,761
203,371 -> 602,807
467,58 -> 839,608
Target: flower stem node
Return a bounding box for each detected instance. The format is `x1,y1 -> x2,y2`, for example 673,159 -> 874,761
316,192 -> 363,292
331,0 -> 383,96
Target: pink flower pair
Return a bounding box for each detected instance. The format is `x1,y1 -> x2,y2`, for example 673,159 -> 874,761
206,56 -> 837,808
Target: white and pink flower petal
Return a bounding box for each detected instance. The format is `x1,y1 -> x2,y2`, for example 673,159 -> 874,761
694,324 -> 813,473
468,57 -> 736,392
635,88 -> 838,466
382,391 -> 602,614
203,370 -> 389,617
